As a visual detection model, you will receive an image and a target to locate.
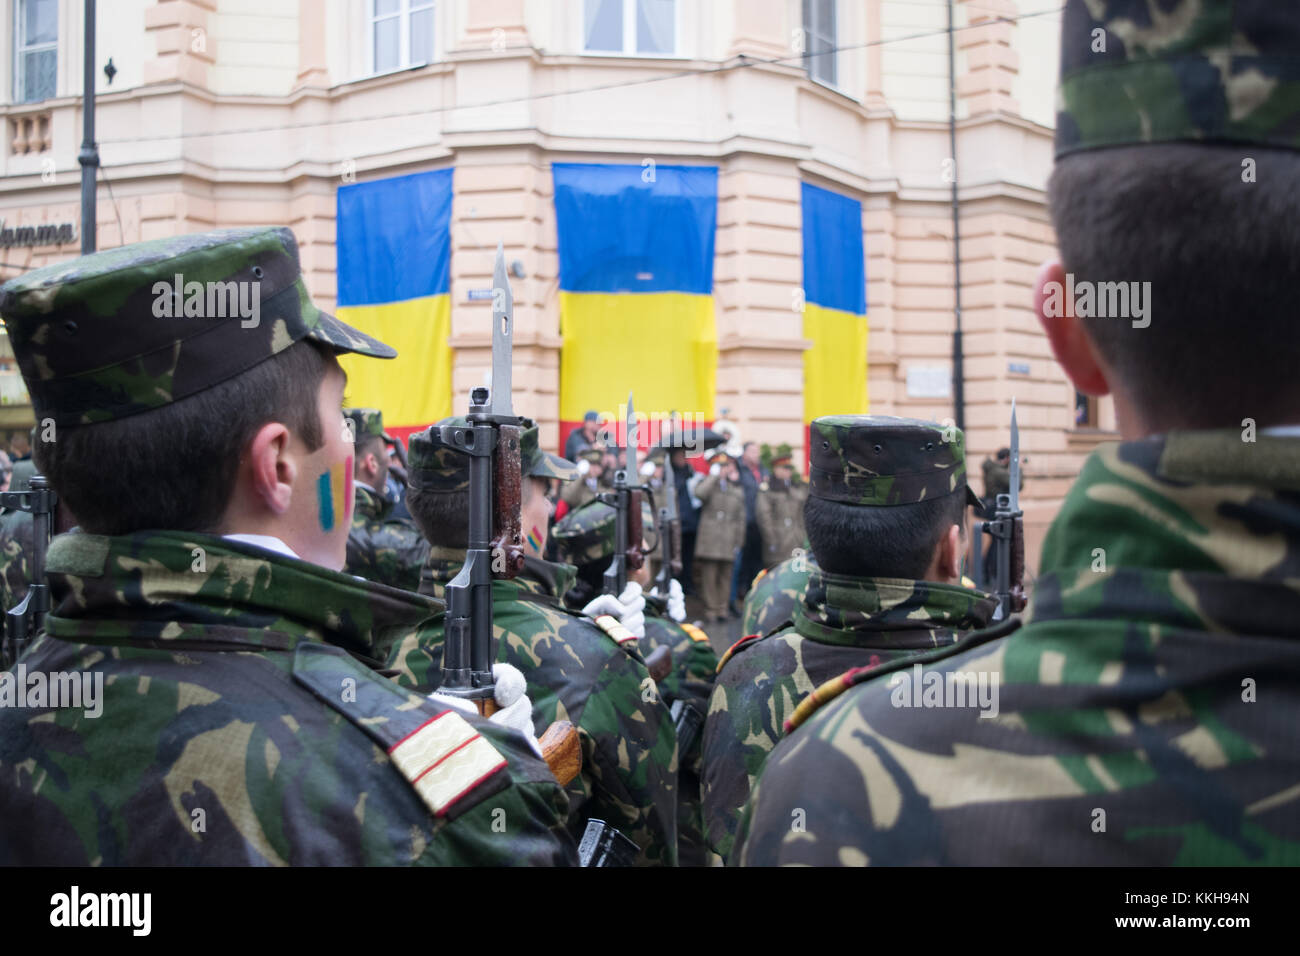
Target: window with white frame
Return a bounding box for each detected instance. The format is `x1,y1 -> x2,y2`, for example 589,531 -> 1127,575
583,0 -> 675,56
802,0 -> 836,87
14,0 -> 57,103
370,0 -> 435,75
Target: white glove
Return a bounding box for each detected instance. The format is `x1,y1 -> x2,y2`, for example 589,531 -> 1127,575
665,578 -> 686,623
582,581 -> 646,638
709,463 -> 721,477
639,460 -> 656,477
429,662 -> 541,757
576,458 -> 591,476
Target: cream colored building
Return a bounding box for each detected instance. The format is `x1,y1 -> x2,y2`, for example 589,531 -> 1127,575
0,0 -> 1117,574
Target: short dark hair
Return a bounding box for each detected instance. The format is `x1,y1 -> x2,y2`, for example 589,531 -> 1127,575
407,485 -> 468,549
37,339 -> 331,535
406,475 -> 544,551
805,490 -> 966,580
1049,144 -> 1300,427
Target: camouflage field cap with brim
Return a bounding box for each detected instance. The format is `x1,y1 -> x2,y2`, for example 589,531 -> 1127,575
577,447 -> 604,466
1055,0 -> 1300,158
551,498 -> 657,568
408,416 -> 577,493
0,227 -> 395,428
344,408 -> 385,443
809,415 -> 980,508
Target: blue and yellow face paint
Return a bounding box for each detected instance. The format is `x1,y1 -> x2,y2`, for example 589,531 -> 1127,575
316,456 -> 353,532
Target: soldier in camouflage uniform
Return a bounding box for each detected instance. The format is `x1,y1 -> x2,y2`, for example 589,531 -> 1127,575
755,450 -> 808,570
552,497 -> 719,865
343,407 -> 429,592
0,499 -> 34,616
734,0 -> 1300,866
388,419 -> 681,865
703,416 -> 993,861
742,550 -> 814,638
0,228 -> 576,865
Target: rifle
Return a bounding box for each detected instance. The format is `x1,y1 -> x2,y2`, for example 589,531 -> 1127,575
433,243 -> 580,784
654,454 -> 683,595
1,475 -> 56,670
601,393 -> 645,597
975,400 -> 1026,621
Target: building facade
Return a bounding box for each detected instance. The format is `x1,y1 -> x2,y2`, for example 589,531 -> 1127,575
0,0 -> 1117,573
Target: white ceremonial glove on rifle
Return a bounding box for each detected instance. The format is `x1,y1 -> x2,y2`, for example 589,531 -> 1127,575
429,662 -> 541,757
650,578 -> 687,623
582,581 -> 646,639
576,459 -> 591,476
639,461 -> 656,478
709,463 -> 721,477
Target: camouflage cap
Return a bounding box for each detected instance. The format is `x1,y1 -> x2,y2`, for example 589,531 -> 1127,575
408,416 -> 577,492
0,227 -> 395,427
577,447 -> 604,465
808,415 -> 979,507
551,498 -> 657,567
344,408 -> 385,442
1056,0 -> 1300,157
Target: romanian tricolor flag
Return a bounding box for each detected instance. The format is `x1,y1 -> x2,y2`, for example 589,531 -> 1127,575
553,163 -> 718,451
802,183 -> 868,455
335,169 -> 454,445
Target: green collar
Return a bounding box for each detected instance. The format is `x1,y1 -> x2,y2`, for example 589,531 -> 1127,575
793,567 -> 996,647
43,530 -> 438,661
1026,431 -> 1300,635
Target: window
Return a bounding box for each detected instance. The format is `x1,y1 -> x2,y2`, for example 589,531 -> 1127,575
583,0 -> 675,56
14,0 -> 57,103
370,0 -> 435,75
802,0 -> 836,86
1074,390 -> 1098,428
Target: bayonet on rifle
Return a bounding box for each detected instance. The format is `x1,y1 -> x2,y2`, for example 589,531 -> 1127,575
655,455 -> 683,593
436,243 -> 524,715
602,392 -> 644,597
978,399 -> 1026,621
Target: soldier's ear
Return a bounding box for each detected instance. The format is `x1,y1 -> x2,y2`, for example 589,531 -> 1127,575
935,523 -> 963,583
245,422 -> 295,515
1035,259 -> 1111,397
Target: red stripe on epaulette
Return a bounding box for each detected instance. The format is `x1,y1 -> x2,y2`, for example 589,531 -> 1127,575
716,633 -> 761,674
783,664 -> 878,735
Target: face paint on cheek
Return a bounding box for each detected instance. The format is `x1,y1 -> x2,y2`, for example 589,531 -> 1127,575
316,458 -> 353,532
527,525 -> 544,552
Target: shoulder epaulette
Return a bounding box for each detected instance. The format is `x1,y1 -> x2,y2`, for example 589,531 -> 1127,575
292,642 -> 508,819
592,613 -> 639,646
716,633 -> 761,673
751,567 -> 769,587
679,622 -> 711,644
781,614 -> 1025,734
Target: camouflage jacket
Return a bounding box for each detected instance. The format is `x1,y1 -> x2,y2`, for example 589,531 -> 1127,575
755,480 -> 808,567
742,554 -> 812,637
734,433 -> 1300,865
641,597 -> 718,866
345,483 -> 430,593
388,554 -> 680,865
0,507 -> 34,616
694,474 -> 746,560
0,531 -> 576,865
703,568 -> 996,861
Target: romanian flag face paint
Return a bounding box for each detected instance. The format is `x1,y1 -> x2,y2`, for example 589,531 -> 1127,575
553,163 -> 719,454
802,183 -> 868,465
527,525 -> 544,552
336,169 -> 454,447
317,458 -> 353,533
